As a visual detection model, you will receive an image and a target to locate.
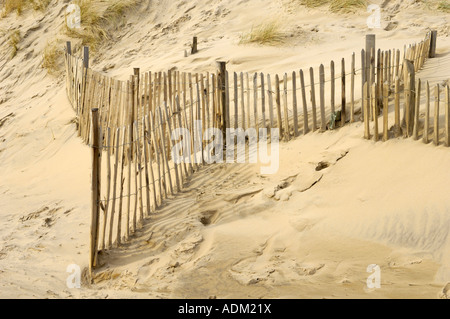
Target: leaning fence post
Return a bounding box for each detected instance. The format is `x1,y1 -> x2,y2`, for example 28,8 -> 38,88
90,108 -> 101,279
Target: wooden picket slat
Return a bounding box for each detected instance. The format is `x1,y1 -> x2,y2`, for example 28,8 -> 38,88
310,67 -> 317,131
283,73 -> 290,141
299,70 -> 309,135
292,71 -> 299,136
413,79 -> 421,141
319,65 -> 326,131
434,85 -> 440,146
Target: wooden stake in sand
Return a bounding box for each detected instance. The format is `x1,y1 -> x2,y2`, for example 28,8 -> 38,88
150,111 -> 163,204
267,74 -> 274,129
90,108 -> 101,274
434,85 -> 440,146
101,127 -> 111,252
372,84 -> 379,142
191,36 -> 198,55
300,70 -> 309,134
446,85 -> 450,147
240,72 -> 246,129
429,30 -> 437,58
283,73 -> 290,141
394,76 -> 401,138
310,67 -> 318,131
330,60 -> 335,115
423,81 -> 430,144
108,127 -> 120,249
341,58 -> 346,127
413,79 -> 422,141
363,82 -> 370,139
261,73 -> 266,130
383,82 -> 389,141
275,74 -> 283,134
234,72 -> 239,129
403,59 -> 415,137
142,117 -> 152,215
217,62 -> 227,149
292,71 -> 299,136
361,49 -> 366,122
253,73 -> 260,137
158,107 -> 174,195
117,126 -> 126,241
351,53 -> 355,123
127,125 -> 134,234
319,65 -> 326,131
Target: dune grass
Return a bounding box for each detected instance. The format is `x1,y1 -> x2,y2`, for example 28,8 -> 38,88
329,0 -> 367,12
300,0 -> 330,8
1,0 -> 25,16
239,21 -> 285,45
299,0 -> 367,12
64,0 -> 140,50
9,29 -> 20,58
437,0 -> 450,12
42,40 -> 62,75
1,0 -> 51,17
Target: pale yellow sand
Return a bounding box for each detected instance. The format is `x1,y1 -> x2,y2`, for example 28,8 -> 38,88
0,0 -> 449,298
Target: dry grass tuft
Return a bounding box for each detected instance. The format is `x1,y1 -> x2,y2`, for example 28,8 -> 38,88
1,0 -> 25,17
437,0 -> 450,12
1,0 -> 51,17
239,21 -> 285,45
31,0 -> 52,11
329,0 -> 367,13
300,0 -> 330,8
64,0 -> 140,50
299,0 -> 367,12
8,29 -> 20,58
42,41 -> 63,75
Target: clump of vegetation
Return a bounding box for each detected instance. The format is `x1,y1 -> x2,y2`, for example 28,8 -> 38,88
437,0 -> 450,12
42,40 -> 62,75
1,0 -> 51,17
64,0 -> 140,50
8,29 -> 20,58
329,0 -> 367,13
31,0 -> 52,11
1,0 -> 25,17
299,0 -> 367,12
239,21 -> 285,45
300,0 -> 329,8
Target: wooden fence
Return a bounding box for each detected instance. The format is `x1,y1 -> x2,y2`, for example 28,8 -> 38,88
63,31 -> 446,277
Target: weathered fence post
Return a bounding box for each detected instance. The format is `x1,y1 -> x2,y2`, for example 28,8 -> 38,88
434,85 -> 440,146
366,35 -> 376,107
341,58 -> 346,127
446,85 -> 450,147
429,30 -> 437,58
83,46 -> 89,68
403,59 -> 415,137
191,36 -> 198,55
217,62 -> 227,154
90,108 -> 101,279
80,46 -> 89,133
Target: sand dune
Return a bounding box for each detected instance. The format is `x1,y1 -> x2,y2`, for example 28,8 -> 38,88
0,0 -> 449,298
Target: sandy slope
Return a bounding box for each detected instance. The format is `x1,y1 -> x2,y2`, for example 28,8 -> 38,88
0,0 -> 449,298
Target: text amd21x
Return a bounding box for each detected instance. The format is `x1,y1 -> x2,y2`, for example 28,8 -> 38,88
170,123 -> 280,175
